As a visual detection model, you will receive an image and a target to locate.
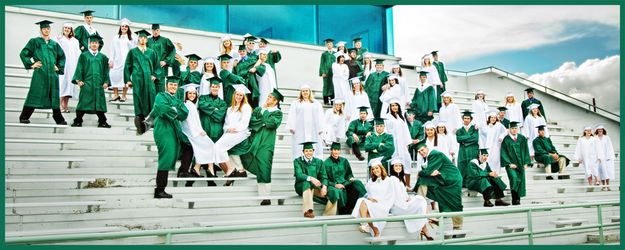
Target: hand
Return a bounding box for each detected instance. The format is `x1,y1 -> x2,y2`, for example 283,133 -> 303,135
349,177 -> 355,182
381,84 -> 389,91
108,62 -> 113,69
160,61 -> 166,67
54,65 -> 59,71
412,139 -> 419,144
249,67 -> 257,73
200,131 -> 207,136
510,164 -> 517,169
489,172 -> 497,177
175,42 -> 183,51
289,129 -> 295,134
452,129 -> 457,134
320,186 -> 328,197
77,81 -> 85,87
406,197 -> 411,202
151,76 -> 157,82
272,49 -> 277,53
498,138 -> 503,143
102,83 -> 109,89
126,81 -> 132,88
227,128 -> 237,133
365,132 -> 372,137
31,61 -> 42,69
335,184 -> 345,189
367,197 -> 378,203
311,178 -> 321,187
524,165 -> 529,170
430,170 -> 441,176
474,124 -> 479,130
427,111 -> 433,116
321,73 -> 327,77
80,46 -> 85,50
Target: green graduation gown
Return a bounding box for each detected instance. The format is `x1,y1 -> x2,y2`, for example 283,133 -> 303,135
364,71 -> 389,118
241,107 -> 283,183
465,159 -> 507,195
147,36 -> 176,92
407,119 -> 425,158
323,156 -> 367,208
500,134 -> 531,197
319,50 -> 335,97
266,50 -> 282,70
124,47 -> 160,117
416,149 -> 463,212
220,69 -> 245,106
72,51 -> 110,113
19,37 -> 65,109
364,132 -> 395,167
175,69 -> 202,101
433,61 -> 447,105
456,125 -> 479,186
532,136 -> 570,172
500,117 -> 510,129
410,85 -> 438,123
356,48 -> 368,61
73,25 -> 103,51
294,156 -> 328,195
345,119 -> 373,146
234,57 -> 263,104
197,94 -> 227,142
521,98 -> 546,120
151,92 -> 189,171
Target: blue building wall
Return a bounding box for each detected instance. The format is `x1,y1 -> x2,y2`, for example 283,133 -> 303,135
17,5 -> 391,54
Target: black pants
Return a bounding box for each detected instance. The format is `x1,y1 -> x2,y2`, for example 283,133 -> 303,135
339,184 -> 361,215
20,106 -> 65,123
179,143 -> 193,176
155,170 -> 169,191
247,93 -> 259,109
511,190 -> 520,202
482,181 -> 505,201
74,110 -> 107,124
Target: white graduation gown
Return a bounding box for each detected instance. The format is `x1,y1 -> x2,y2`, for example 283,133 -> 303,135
346,90 -> 373,121
596,135 -> 615,180
422,65 -> 442,94
379,84 -> 404,115
574,136 -> 604,179
322,108 -> 347,144
471,100 -> 489,128
438,102 -> 462,159
181,101 -> 215,164
383,113 -> 413,172
389,176 -> 428,233
109,34 -> 137,89
351,177 -> 395,236
436,134 -> 456,162
479,123 -> 508,173
396,76 -> 411,108
504,102 -> 524,123
331,62 -> 350,100
54,35 -> 80,97
363,64 -> 373,82
256,62 -> 277,105
521,115 -> 548,156
214,104 -> 252,163
287,100 -> 325,159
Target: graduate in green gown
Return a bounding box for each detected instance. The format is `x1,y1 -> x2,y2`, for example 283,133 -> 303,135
500,122 -> 531,205
521,88 -> 546,120
466,148 -> 510,207
353,37 -> 368,62
234,45 -> 262,108
294,142 -> 337,218
18,20 -> 67,125
243,35 -> 259,61
70,34 -> 111,128
365,59 -> 389,118
497,107 -> 511,129
406,107 -> 425,161
124,29 -> 160,134
345,106 -> 373,161
73,11 -> 103,52
241,89 -> 284,205
319,38 -> 335,105
532,125 -> 569,179
324,142 -> 367,214
456,111 -> 479,187
197,77 -> 227,146
413,141 -> 464,230
364,118 -> 395,168
410,71 -> 437,123
151,75 -> 189,199
218,54 -> 245,106
147,24 -> 176,92
175,53 -> 202,100
431,51 -> 448,108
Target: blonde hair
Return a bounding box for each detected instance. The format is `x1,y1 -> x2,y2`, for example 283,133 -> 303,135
298,88 -> 315,103
503,95 -> 517,106
230,91 -> 249,112
352,82 -> 364,94
370,165 -> 388,182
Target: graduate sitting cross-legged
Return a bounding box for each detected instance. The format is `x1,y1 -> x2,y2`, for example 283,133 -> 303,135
294,142 -> 337,218
465,148 -> 510,207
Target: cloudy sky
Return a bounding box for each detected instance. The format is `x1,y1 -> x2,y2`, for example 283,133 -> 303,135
393,5 -> 620,113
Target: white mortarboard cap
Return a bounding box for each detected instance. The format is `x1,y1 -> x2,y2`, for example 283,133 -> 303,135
221,34 -> 232,41
390,158 -> 402,166
336,41 -> 346,47
63,21 -> 75,28
487,109 -> 498,117
437,120 -> 446,127
368,157 -> 384,167
388,74 -> 398,80
257,48 -> 269,55
423,121 -> 436,129
441,91 -> 452,98
300,83 -> 312,90
583,125 -> 592,131
350,77 -> 361,84
385,97 -> 401,104
181,83 -> 199,93
202,57 -> 216,64
595,124 -> 605,130
232,84 -> 251,94
527,103 -> 540,110
119,18 -> 130,26
422,54 -> 432,60
332,98 -> 345,104
335,52 -> 346,58
390,63 -> 400,68
506,92 -> 514,97
476,89 -> 485,95
363,53 -> 372,58
243,33 -> 253,38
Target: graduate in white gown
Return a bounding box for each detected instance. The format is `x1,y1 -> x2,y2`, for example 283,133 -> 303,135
345,77 -> 373,121
382,99 -> 413,180
437,91 -> 462,155
417,121 -> 454,171
503,92 -> 524,123
522,104 -> 548,157
594,125 -> 615,190
180,84 -> 215,169
362,53 -> 374,82
379,75 -> 405,115
108,18 -> 136,102
388,159 -> 432,240
471,90 -> 489,128
352,158 -> 396,237
255,49 -> 277,105
54,22 -> 81,113
390,64 -> 411,109
199,57 -> 220,97
436,121 -> 457,164
574,126 -> 604,186
322,99 -> 348,144
479,111 -> 508,173
287,84 -> 325,159
421,54 -> 442,96
331,54 -> 350,100
214,85 -> 253,177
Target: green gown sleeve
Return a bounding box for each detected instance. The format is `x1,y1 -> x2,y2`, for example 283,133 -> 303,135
55,42 -> 66,74
123,50 -> 133,83
255,64 -> 266,77
72,53 -> 86,83
19,39 -> 37,69
263,110 -> 283,129
343,160 -> 354,185
294,159 -> 309,182
378,134 -> 395,155
319,160 -> 329,186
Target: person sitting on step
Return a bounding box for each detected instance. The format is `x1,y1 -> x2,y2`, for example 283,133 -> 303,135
465,148 -> 510,207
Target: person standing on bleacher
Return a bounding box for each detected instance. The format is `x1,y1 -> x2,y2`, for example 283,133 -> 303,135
19,20 -> 67,125
500,121 -> 531,205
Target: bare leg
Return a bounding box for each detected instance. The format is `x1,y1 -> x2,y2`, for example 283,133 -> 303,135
193,163 -> 201,175
587,177 -> 593,186
113,88 -> 119,99
405,174 -> 411,188
122,87 -> 128,100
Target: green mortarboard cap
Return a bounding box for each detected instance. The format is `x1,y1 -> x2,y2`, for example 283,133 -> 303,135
269,88 -> 284,102
431,51 -> 439,55
525,87 -> 535,93
405,107 -> 416,115
357,106 -> 369,113
300,141 -> 316,150
415,140 -> 427,150
259,38 -> 270,44
497,107 -> 508,112
185,54 -> 202,62
479,148 -> 489,155
348,48 -> 357,53
135,29 -> 151,37
218,54 -> 233,62
151,23 -> 160,30
461,110 -> 473,118
374,59 -> 385,65
88,33 -> 103,43
245,35 -> 257,42
352,37 -> 362,42
373,117 -> 386,126
509,121 -> 521,128
167,75 -> 180,83
330,142 -> 341,150
536,125 -> 547,131
238,45 -> 246,51
324,38 -> 335,43
418,71 -> 429,76
36,20 -> 53,29
80,10 -> 95,17
209,77 -> 222,85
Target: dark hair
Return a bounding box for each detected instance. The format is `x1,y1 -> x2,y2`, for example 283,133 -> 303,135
436,125 -> 448,135
594,128 -> 607,135
336,46 -> 347,54
487,115 -> 498,125
185,90 -> 198,104
336,55 -> 344,63
203,61 -> 218,76
370,165 -> 388,182
582,130 -> 594,137
389,103 -> 405,121
63,26 -> 75,38
426,128 -> 438,147
393,67 -> 403,77
117,26 -> 133,40
389,164 -> 406,186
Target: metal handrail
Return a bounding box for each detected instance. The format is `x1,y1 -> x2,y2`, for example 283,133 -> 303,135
5,200 -> 619,245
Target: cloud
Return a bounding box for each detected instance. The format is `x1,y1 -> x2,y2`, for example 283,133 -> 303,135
392,5 -> 620,64
518,55 -> 620,114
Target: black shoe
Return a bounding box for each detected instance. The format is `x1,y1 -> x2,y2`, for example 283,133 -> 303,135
206,181 -> 217,186
56,120 -> 68,125
134,117 -> 146,135
235,171 -> 248,177
483,200 -> 494,207
190,168 -> 203,178
512,200 -> 521,205
260,199 -> 271,206
71,122 -> 82,127
19,119 -> 30,124
154,190 -> 173,199
495,200 -> 510,206
98,122 -> 111,128
546,176 -> 554,180
177,172 -> 191,178
557,176 -> 564,180
109,96 -> 121,102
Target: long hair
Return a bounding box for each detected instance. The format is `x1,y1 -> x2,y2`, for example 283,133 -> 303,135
203,61 -> 218,76
389,103 -> 405,121
594,128 -> 607,135
426,128 -> 438,147
392,67 -> 403,77
336,55 -> 344,63
503,95 -> 516,105
475,93 -> 485,100
298,88 -> 315,103
117,26 -> 133,40
333,103 -> 344,115
184,91 -> 198,104
487,115 -> 498,125
352,82 -> 364,94
389,164 -> 406,186
63,26 -> 75,39
221,40 -> 233,54
582,129 -> 594,137
437,125 -> 448,135
230,91 -> 249,112
531,108 -> 543,118
370,165 -> 388,182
